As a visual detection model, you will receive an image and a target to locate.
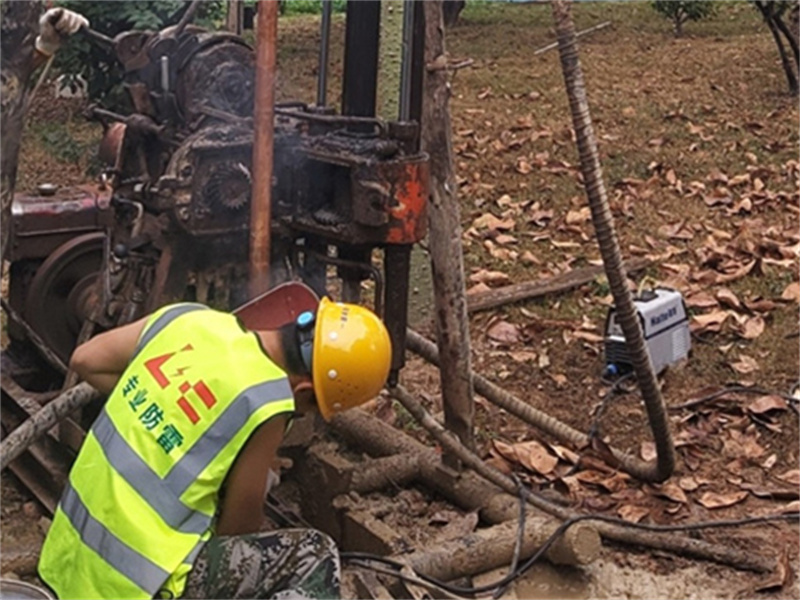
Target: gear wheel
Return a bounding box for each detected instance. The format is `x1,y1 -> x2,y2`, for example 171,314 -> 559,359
203,162 -> 252,211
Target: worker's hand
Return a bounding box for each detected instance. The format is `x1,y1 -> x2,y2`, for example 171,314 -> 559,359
35,8 -> 89,57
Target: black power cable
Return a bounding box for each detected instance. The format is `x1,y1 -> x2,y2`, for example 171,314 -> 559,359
341,512 -> 799,598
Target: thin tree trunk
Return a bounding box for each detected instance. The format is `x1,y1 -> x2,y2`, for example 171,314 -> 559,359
773,9 -> 799,68
550,0 -> 674,482
421,1 -> 475,461
1,1 -> 41,262
755,1 -> 799,95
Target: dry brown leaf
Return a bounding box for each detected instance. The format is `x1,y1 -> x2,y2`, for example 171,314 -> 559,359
572,331 -> 604,343
549,444 -> 579,465
515,440 -> 559,475
528,208 -> 554,227
520,251 -> 540,265
697,490 -> 748,509
469,269 -> 511,287
690,309 -> 731,333
574,470 -> 608,486
747,395 -> 788,415
735,316 -> 765,340
551,240 -> 582,249
715,288 -> 741,309
565,207 -> 591,225
487,320 -> 520,344
617,504 -> 650,523
715,259 -> 756,284
508,350 -> 537,364
472,213 -> 515,232
777,469 -> 800,486
729,355 -> 759,374
466,282 -> 492,295
780,282 -> 800,303
754,547 -> 790,592
685,291 -> 718,309
779,500 -> 800,514
516,158 -> 532,174
494,233 -> 518,245
640,441 -> 657,462
678,476 -> 700,492
485,455 -> 514,476
537,350 -> 550,369
762,453 -> 778,470
652,482 -> 689,504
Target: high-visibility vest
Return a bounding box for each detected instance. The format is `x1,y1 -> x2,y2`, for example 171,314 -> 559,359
38,304 -> 296,599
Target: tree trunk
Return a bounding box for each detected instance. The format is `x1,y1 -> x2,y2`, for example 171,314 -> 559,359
442,0 -> 466,27
421,1 -> 475,462
772,5 -> 799,68
755,1 -> 799,95
1,1 -> 41,262
550,0 -> 675,482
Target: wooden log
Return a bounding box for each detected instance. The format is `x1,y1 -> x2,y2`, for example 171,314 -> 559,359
331,410 -> 600,567
403,516 -> 600,583
421,0 -> 475,461
466,257 -> 650,313
389,384 -> 776,573
351,453 -> 420,494
0,383 -> 101,471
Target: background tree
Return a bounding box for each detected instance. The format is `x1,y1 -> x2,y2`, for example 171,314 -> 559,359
651,0 -> 716,38
1,1 -> 41,263
752,0 -> 799,95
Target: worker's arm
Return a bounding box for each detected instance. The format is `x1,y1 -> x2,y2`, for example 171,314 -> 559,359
34,8 -> 88,67
216,414 -> 289,536
69,316 -> 149,395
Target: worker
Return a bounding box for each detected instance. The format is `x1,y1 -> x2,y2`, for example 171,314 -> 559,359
37,288 -> 392,599
1,6 -> 88,261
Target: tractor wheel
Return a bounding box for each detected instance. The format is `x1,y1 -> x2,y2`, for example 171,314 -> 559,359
24,233 -> 104,364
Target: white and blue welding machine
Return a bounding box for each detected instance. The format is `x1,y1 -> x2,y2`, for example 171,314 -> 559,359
603,288 -> 691,377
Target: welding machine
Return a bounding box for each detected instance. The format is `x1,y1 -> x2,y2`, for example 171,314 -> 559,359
603,288 -> 691,377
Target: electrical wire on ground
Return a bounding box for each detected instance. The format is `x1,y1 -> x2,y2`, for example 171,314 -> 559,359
341,511 -> 799,598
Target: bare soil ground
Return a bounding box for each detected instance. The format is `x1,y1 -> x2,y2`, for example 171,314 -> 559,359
4,2 -> 799,599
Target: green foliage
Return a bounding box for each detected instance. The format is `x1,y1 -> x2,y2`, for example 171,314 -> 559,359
52,1 -> 225,108
651,0 -> 717,36
33,122 -> 91,164
275,0 -> 347,16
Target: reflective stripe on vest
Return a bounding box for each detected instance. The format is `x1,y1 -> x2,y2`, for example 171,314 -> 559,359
60,483 -> 171,592
38,304 -> 295,599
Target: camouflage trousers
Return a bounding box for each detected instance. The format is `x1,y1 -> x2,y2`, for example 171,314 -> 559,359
181,529 -> 341,599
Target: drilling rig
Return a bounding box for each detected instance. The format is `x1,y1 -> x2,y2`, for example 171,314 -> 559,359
3,1 -> 429,509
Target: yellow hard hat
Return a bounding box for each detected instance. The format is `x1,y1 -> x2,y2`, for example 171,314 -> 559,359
311,297 -> 391,421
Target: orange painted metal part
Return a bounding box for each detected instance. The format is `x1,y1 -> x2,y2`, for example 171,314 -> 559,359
385,157 -> 429,244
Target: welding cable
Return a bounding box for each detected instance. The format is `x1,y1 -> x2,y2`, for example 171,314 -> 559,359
562,371 -> 635,479
341,512 -> 800,598
589,371 -> 636,441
